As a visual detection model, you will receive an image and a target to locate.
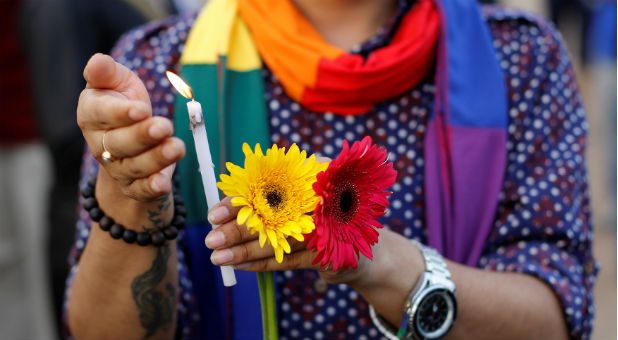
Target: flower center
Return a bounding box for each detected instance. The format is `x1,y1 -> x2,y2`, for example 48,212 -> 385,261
334,181 -> 359,224
264,184 -> 285,211
339,190 -> 355,213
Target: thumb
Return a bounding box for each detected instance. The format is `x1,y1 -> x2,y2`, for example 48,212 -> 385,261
84,53 -> 150,104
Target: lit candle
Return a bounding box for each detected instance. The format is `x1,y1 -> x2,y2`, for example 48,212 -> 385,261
166,71 -> 237,287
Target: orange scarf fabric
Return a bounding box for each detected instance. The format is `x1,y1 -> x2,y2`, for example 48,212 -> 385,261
238,0 -> 440,115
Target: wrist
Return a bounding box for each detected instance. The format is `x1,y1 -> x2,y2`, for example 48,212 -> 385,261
96,169 -> 174,230
351,230 -> 424,291
349,231 -> 425,327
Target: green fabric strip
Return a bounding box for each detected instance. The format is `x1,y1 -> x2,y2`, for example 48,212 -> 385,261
174,62 -> 269,225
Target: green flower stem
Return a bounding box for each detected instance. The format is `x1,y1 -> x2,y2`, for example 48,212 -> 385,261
256,271 -> 278,340
265,271 -> 279,340
256,272 -> 269,339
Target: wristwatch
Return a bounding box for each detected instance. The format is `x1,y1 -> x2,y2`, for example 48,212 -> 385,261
369,240 -> 457,340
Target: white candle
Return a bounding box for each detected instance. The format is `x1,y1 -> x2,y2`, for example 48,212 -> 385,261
166,71 -> 237,287
187,100 -> 237,287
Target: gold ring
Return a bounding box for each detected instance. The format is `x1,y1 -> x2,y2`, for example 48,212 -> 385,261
101,131 -> 116,163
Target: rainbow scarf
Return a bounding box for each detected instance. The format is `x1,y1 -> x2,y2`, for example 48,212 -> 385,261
174,0 -> 506,338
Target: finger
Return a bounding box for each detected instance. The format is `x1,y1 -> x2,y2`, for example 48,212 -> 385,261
210,236 -> 307,266
204,216 -> 258,250
77,89 -> 151,130
118,166 -> 174,202
233,249 -> 318,272
207,196 -> 244,226
316,156 -> 331,164
83,53 -> 150,103
108,137 -> 185,181
97,117 -> 174,159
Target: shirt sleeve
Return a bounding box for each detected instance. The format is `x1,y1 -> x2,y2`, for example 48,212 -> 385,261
62,15 -> 200,339
480,13 -> 598,340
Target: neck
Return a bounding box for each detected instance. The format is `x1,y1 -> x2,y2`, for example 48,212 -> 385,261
291,0 -> 399,51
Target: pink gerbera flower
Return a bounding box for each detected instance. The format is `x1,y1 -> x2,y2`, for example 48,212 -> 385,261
306,136 -> 397,271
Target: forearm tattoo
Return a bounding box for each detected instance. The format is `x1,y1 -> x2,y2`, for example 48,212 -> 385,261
130,193 -> 176,339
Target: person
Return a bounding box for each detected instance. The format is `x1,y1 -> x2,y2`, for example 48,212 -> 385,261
0,0 -> 55,338
66,0 -> 597,339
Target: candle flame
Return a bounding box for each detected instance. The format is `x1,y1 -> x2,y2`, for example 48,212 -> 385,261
165,70 -> 194,100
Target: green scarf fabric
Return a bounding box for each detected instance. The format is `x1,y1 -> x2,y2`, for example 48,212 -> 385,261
174,0 -> 269,224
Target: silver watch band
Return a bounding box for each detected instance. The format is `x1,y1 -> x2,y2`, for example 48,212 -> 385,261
411,240 -> 451,281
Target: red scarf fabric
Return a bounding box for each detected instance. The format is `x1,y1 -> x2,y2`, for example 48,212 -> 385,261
238,0 -> 440,115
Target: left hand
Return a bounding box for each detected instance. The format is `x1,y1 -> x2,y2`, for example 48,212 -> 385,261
205,196 -> 382,285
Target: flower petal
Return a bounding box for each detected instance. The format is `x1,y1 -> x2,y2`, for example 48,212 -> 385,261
231,196 -> 249,206
266,229 -> 278,249
280,238 -> 291,254
237,206 -> 252,225
274,247 -> 284,263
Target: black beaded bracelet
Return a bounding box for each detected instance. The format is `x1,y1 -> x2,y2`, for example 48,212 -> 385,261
81,177 -> 186,246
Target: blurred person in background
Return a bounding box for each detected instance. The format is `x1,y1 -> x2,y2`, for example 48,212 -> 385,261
20,0 -> 201,336
586,0 -> 617,229
550,0 -> 593,65
66,0 -> 598,339
0,0 -> 55,338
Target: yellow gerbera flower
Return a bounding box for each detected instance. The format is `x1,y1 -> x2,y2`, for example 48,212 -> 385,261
217,143 -> 328,263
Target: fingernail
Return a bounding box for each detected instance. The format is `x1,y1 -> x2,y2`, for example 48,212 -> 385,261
235,263 -> 252,270
149,122 -> 170,139
151,178 -> 161,192
208,206 -> 230,224
211,249 -> 233,265
129,108 -> 147,121
151,175 -> 166,193
205,231 -> 225,249
162,142 -> 179,160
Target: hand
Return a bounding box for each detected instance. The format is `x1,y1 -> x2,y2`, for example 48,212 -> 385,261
77,53 -> 186,202
205,196 -> 377,285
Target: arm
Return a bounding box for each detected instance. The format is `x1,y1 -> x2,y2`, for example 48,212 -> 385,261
67,54 -> 186,339
346,230 -> 569,339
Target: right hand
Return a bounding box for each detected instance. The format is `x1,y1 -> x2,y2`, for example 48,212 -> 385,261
77,53 -> 186,202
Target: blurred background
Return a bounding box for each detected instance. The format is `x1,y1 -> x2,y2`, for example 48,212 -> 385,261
0,0 -> 615,339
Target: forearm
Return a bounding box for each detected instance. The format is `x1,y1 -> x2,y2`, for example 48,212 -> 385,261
445,262 -> 568,339
348,230 -> 568,339
68,170 -> 178,339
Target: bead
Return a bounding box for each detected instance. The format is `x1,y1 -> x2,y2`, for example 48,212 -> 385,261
173,194 -> 184,204
110,224 -> 125,239
151,231 -> 165,246
82,185 -> 94,198
163,226 -> 178,240
123,229 -> 137,243
83,197 -> 97,211
99,216 -> 114,231
172,215 -> 185,229
175,205 -> 187,217
136,232 -> 151,246
89,207 -> 104,222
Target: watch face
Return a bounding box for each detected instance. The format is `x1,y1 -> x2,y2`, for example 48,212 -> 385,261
414,289 -> 456,339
